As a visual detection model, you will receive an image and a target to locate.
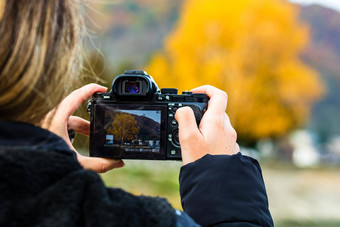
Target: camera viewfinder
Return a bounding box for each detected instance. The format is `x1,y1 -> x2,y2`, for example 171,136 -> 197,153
125,81 -> 140,94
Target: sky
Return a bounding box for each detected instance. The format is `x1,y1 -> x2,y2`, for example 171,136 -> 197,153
289,0 -> 340,12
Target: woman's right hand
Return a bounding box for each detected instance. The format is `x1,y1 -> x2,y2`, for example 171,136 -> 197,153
175,85 -> 240,165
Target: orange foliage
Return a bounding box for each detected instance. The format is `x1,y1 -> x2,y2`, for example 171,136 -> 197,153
146,0 -> 324,143
107,113 -> 139,142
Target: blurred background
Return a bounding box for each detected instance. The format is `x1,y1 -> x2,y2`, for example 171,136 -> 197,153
74,0 -> 340,226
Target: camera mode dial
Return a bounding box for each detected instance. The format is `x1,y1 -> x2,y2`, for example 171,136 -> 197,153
161,88 -> 178,94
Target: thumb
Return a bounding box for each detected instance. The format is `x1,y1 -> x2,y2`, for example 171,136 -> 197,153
175,107 -> 201,148
77,154 -> 125,173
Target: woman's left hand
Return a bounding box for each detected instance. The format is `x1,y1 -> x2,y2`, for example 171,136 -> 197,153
42,83 -> 125,173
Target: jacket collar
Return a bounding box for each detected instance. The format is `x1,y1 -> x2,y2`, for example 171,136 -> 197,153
0,121 -> 73,155
0,121 -> 82,199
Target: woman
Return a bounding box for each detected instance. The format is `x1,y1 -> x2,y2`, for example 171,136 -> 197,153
0,1 -> 273,226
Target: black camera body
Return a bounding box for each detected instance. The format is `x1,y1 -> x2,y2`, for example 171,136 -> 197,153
88,70 -> 209,160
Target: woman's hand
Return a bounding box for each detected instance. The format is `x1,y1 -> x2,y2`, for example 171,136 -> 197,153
42,84 -> 124,173
175,85 -> 240,165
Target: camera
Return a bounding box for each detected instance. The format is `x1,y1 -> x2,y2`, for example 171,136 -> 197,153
87,70 -> 209,160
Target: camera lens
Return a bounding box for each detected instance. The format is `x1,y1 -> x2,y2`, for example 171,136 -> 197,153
125,82 -> 140,94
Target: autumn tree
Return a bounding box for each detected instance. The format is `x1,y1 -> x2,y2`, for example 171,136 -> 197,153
107,113 -> 139,143
146,0 -> 324,145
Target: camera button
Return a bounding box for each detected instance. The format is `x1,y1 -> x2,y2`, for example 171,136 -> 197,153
172,130 -> 180,146
171,119 -> 177,126
169,113 -> 174,117
170,150 -> 177,156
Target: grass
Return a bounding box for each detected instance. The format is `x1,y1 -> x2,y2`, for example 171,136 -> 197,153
98,159 -> 340,226
100,160 -> 183,209
276,220 -> 340,227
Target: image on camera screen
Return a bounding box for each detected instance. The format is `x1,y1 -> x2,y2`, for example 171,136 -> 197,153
104,108 -> 161,153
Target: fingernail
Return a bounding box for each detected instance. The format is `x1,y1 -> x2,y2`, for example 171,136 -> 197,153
121,161 -> 125,167
116,160 -> 125,168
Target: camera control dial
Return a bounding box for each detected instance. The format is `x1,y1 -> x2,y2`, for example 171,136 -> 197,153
161,88 -> 178,94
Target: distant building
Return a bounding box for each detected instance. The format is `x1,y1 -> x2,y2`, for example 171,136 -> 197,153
290,130 -> 320,167
327,135 -> 340,155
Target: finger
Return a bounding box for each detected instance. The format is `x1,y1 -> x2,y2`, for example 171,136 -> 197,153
175,107 -> 205,165
41,109 -> 56,128
191,85 -> 228,115
68,116 -> 90,137
223,113 -> 238,155
77,155 -> 125,173
224,113 -> 237,141
224,112 -> 231,125
56,84 -> 107,122
175,107 -> 202,144
235,143 -> 240,153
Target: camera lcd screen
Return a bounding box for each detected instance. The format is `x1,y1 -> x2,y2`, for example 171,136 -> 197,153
104,109 -> 161,152
91,104 -> 167,159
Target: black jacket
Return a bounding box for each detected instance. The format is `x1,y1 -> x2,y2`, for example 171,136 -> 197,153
0,121 -> 273,227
